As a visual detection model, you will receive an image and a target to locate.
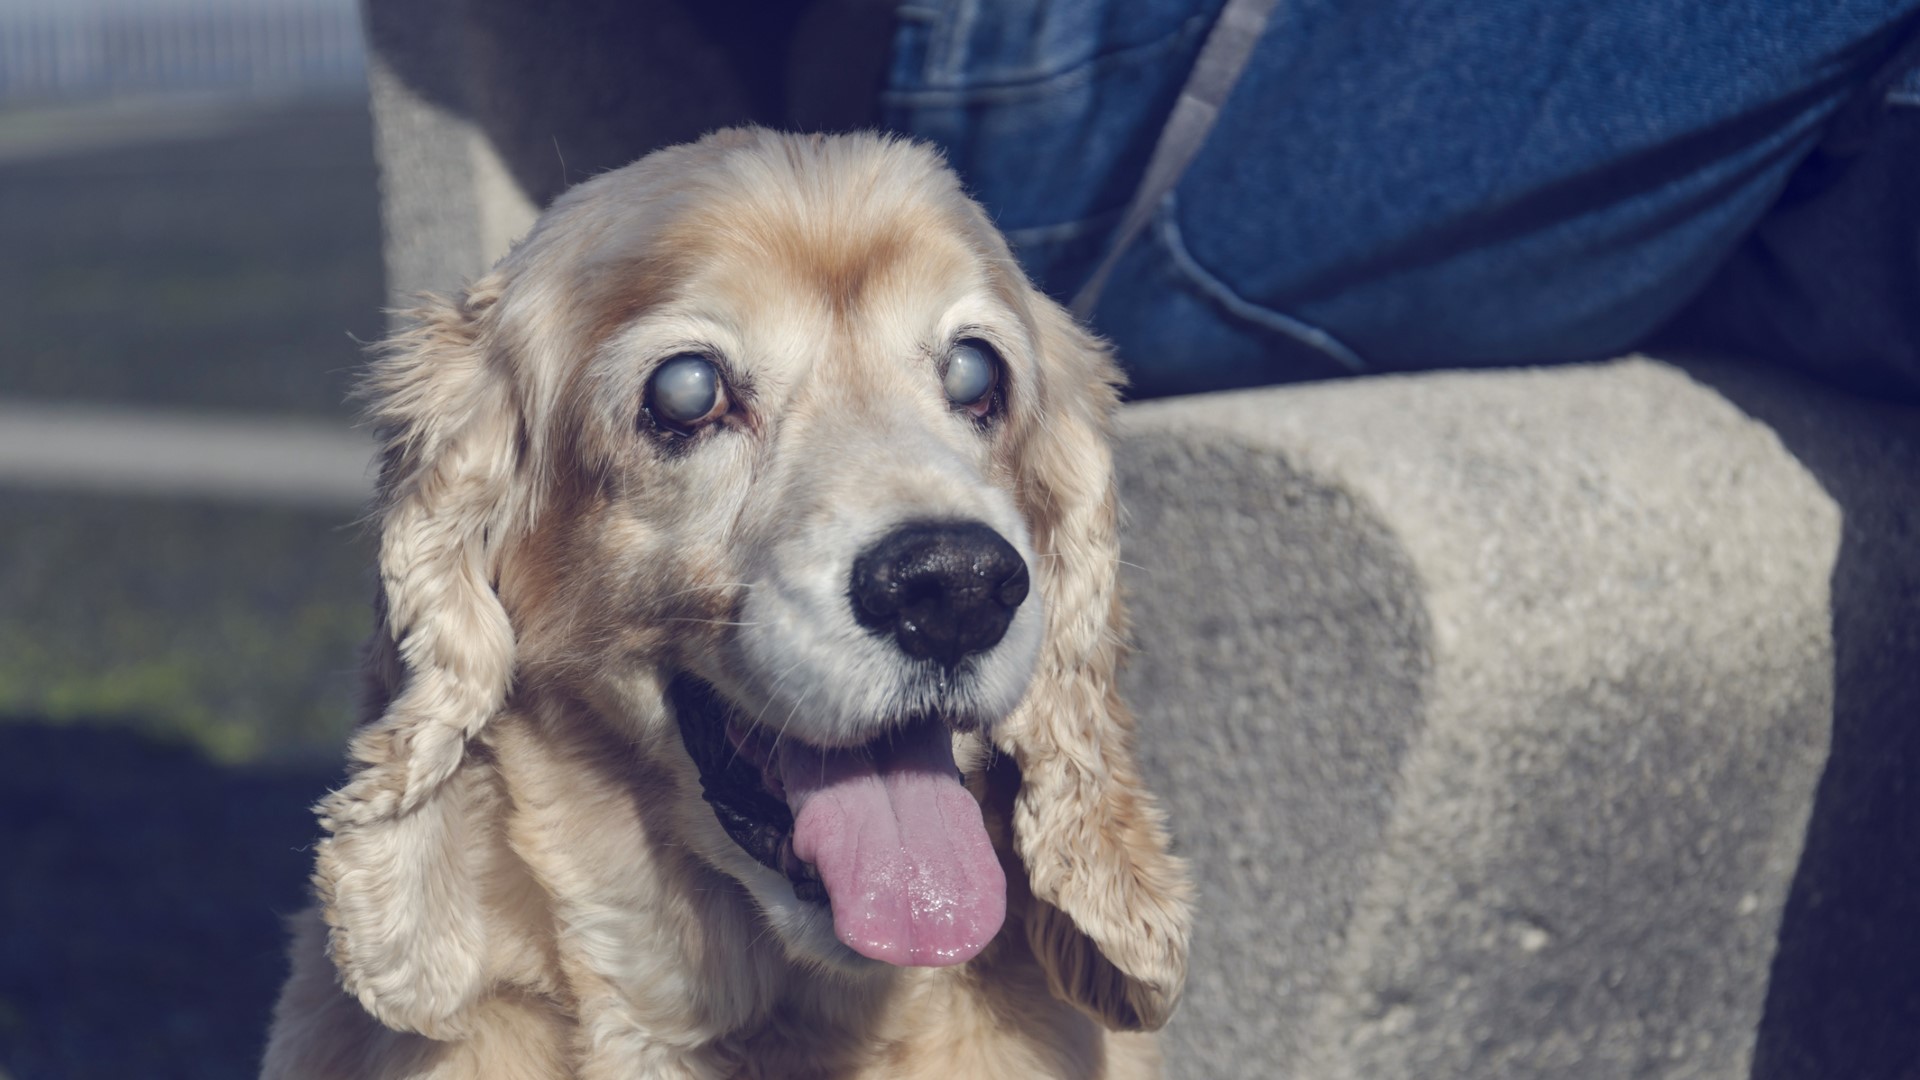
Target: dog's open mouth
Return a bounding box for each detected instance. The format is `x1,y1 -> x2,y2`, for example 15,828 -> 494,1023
669,675 -> 1005,967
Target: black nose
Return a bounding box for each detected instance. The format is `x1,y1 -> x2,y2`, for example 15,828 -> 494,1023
849,521 -> 1031,668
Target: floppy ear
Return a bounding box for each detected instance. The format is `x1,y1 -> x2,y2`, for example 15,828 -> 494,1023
312,276 -> 523,1039
999,294 -> 1193,1031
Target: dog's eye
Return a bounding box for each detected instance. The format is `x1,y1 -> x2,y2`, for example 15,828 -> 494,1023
646,354 -> 729,435
943,340 -> 1000,418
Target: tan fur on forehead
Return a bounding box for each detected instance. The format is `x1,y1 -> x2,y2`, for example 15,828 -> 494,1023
574,132 -> 984,320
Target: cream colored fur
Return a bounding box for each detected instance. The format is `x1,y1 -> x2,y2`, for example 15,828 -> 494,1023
262,129 -> 1191,1080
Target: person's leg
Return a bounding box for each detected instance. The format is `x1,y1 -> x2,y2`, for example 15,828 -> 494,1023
1651,50 -> 1920,401
884,1 -> 1920,399
882,0 -> 1227,292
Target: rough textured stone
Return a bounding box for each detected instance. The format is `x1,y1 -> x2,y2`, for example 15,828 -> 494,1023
1690,365 -> 1920,1080
366,51 -> 536,303
1117,358 -> 1918,1079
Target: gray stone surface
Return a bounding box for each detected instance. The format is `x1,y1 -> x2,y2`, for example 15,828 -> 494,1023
1688,366 -> 1920,1080
366,51 -> 535,303
1117,358 -> 1919,1079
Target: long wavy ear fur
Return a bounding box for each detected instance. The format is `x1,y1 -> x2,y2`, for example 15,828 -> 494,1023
1001,294 -> 1193,1031
311,275 -> 522,1039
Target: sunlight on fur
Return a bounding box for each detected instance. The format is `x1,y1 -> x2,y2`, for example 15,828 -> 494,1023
262,129 -> 1192,1080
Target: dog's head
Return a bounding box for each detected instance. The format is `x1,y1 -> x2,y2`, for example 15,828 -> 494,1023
313,129 -> 1188,1040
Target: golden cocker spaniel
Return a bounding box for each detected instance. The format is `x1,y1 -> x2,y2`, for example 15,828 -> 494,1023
262,129 -> 1191,1080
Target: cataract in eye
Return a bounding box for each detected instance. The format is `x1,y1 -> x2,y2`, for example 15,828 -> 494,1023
944,341 -> 997,407
650,354 -> 726,430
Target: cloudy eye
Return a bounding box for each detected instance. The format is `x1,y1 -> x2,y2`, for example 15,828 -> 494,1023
645,354 -> 729,435
943,339 -> 1001,417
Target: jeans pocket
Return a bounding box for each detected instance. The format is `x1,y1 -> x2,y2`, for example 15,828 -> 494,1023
1078,194 -> 1371,399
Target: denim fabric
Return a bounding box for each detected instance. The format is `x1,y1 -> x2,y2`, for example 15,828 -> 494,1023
882,1 -> 1920,400
887,0 -> 1227,290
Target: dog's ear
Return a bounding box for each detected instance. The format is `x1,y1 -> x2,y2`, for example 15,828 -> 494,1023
999,294 -> 1193,1031
312,276 -> 523,1039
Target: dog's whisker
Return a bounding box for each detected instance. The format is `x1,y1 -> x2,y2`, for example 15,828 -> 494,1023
654,582 -> 757,603
768,680 -> 825,764
743,915 -> 785,956
723,657 -> 812,773
749,657 -> 813,730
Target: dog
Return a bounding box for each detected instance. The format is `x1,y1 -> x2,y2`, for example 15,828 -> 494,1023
262,128 -> 1191,1080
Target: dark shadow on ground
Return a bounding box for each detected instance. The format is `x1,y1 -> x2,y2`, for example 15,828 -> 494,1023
1684,362 -> 1920,1080
0,722 -> 337,1080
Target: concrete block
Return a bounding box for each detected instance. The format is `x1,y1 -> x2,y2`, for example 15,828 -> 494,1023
367,57 -> 536,303
1117,357 -> 1919,1078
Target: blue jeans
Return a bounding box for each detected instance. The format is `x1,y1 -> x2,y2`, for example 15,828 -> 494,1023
882,1 -> 1920,400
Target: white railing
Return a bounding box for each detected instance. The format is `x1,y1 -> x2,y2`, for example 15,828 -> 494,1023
0,0 -> 366,103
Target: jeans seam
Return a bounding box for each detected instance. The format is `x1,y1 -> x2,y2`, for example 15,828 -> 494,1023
1153,194 -> 1368,373
883,14 -> 1211,105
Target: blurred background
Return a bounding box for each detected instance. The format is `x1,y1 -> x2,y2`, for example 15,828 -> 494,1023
0,1 -> 381,1075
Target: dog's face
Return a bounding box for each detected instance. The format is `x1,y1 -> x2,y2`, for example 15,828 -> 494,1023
314,130 -> 1188,1040
489,133 -> 1052,969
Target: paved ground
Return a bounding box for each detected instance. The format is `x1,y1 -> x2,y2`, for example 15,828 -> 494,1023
0,94 -> 384,418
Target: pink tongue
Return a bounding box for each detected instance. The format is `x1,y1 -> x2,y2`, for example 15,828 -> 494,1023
779,726 -> 1005,966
